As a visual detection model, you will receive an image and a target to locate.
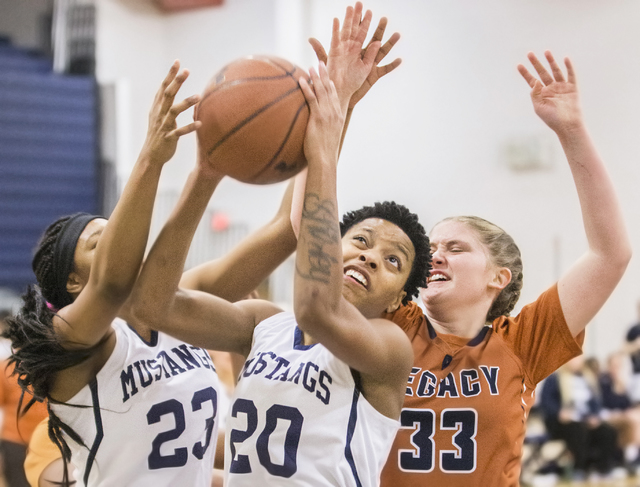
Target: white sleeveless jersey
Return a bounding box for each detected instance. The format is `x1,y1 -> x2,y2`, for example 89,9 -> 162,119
52,319 -> 221,487
225,312 -> 399,486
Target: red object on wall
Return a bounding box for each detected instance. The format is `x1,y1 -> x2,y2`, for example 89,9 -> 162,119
154,0 -> 224,12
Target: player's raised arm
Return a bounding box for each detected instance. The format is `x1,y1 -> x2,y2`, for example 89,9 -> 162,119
295,61 -> 413,407
291,2 -> 387,238
58,62 -> 200,347
310,2 -> 400,156
178,177 -> 297,302
517,51 -> 631,337
130,151 -> 279,355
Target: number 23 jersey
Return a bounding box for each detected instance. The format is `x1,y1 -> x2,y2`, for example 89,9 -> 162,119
52,318 -> 221,487
225,311 -> 399,486
380,284 -> 584,487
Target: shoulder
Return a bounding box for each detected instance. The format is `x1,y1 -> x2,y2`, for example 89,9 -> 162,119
369,317 -> 413,370
236,299 -> 283,324
382,301 -> 425,337
493,283 -> 565,331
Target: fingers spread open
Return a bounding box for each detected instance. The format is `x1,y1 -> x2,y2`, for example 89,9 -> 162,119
376,31 -> 400,64
370,17 -> 388,45
378,58 -> 402,77
362,40 -> 381,69
299,76 -> 317,110
527,52 -> 554,85
310,64 -> 329,103
544,50 -> 565,82
156,61 -> 180,98
517,64 -> 537,88
351,2 -> 364,39
161,69 -> 190,115
355,9 -> 373,46
565,57 -> 576,85
330,17 -> 340,50
170,120 -> 201,139
168,94 -> 200,124
309,38 -> 328,64
341,6 -> 354,42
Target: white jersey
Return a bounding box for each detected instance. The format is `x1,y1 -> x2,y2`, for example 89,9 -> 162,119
52,319 -> 221,487
225,312 -> 399,486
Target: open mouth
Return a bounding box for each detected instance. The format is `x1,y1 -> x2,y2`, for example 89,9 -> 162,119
428,272 -> 449,283
345,268 -> 369,289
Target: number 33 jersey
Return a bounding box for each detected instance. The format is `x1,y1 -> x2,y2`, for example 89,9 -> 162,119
52,318 -> 221,487
225,312 -> 399,486
380,284 -> 584,487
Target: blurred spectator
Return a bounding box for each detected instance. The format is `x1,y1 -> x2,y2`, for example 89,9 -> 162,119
626,304 -> 640,405
585,356 -> 601,378
600,350 -> 640,471
540,355 -> 622,480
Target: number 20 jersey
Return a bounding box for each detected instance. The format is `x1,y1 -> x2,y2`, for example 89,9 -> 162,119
51,318 -> 221,487
225,311 -> 399,486
380,284 -> 584,487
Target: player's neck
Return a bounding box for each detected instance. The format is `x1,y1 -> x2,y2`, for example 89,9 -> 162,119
425,304 -> 489,339
302,331 -> 319,347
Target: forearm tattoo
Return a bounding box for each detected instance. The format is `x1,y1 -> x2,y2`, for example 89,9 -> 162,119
296,193 -> 340,284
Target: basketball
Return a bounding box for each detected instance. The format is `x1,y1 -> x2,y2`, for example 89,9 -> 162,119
195,56 -> 310,184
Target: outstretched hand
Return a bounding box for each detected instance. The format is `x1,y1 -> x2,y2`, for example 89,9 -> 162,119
141,60 -> 202,165
299,63 -> 345,166
310,15 -> 400,110
517,51 -> 583,134
321,2 -> 381,106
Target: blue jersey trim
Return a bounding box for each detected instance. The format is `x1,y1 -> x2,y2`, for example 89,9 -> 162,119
84,379 -> 104,486
344,387 -> 363,487
426,318 -> 491,347
467,325 -> 491,346
126,323 -> 158,346
293,326 -> 317,350
425,319 -> 438,339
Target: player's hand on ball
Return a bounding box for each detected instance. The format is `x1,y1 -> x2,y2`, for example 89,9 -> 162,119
195,144 -> 225,181
310,8 -> 400,109
299,63 -> 344,166
142,60 -> 202,165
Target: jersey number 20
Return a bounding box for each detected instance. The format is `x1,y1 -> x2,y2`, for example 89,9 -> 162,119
229,398 -> 304,478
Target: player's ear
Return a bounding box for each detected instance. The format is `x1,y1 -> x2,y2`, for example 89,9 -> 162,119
488,267 -> 511,291
66,271 -> 85,296
386,290 -> 407,313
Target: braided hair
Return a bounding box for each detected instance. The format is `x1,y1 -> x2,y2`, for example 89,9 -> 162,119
32,215 -> 73,310
3,215 -> 102,483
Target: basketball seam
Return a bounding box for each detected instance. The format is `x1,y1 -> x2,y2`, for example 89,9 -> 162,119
206,85 -> 302,158
199,74 -> 293,107
266,58 -> 294,75
250,100 -> 308,182
199,57 -> 298,107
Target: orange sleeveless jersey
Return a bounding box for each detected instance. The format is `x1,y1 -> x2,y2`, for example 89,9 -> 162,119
380,284 -> 583,487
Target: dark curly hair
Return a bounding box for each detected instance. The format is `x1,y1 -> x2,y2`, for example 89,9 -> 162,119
340,201 -> 431,305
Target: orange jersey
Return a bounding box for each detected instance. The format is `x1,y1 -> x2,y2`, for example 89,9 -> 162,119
380,284 -> 583,487
0,361 -> 47,445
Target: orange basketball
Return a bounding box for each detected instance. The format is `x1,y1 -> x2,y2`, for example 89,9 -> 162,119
195,56 -> 310,184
